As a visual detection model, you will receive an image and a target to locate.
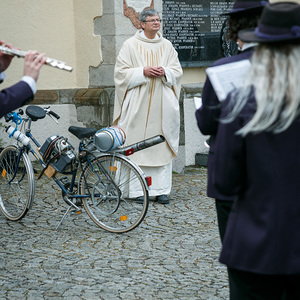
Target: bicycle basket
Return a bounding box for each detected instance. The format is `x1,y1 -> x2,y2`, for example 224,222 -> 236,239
39,135 -> 76,174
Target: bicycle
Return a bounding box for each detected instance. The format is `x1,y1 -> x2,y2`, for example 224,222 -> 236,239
0,105 -> 165,233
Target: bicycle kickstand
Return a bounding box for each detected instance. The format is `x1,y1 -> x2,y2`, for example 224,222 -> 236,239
56,199 -> 82,230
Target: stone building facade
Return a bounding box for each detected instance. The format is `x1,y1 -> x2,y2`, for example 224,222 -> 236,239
0,0 -> 208,173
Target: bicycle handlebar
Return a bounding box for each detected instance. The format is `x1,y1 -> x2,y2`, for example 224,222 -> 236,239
4,114 -> 12,122
45,108 -> 60,120
4,109 -> 23,122
4,106 -> 60,125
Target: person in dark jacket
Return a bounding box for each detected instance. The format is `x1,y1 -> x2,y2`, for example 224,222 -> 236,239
195,0 -> 266,242
0,40 -> 46,118
213,2 -> 300,299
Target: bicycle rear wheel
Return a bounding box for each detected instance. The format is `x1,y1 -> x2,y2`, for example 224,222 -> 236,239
79,154 -> 149,233
0,146 -> 35,220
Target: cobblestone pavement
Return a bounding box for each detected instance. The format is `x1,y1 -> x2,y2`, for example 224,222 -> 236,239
0,165 -> 229,300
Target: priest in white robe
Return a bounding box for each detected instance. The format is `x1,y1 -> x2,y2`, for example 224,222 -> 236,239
113,8 -> 182,204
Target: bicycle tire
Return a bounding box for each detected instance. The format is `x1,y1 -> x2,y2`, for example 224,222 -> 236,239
0,145 -> 35,220
79,154 -> 149,233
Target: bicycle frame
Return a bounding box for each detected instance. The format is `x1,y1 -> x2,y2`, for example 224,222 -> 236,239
2,106 -> 165,232
16,118 -> 149,203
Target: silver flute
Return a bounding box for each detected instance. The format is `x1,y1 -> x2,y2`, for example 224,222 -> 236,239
0,45 -> 72,72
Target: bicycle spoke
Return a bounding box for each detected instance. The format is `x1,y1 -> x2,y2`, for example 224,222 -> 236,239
0,146 -> 34,220
80,155 -> 148,233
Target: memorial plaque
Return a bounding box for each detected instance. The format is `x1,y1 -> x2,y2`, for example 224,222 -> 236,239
123,0 -> 154,29
162,0 -> 235,67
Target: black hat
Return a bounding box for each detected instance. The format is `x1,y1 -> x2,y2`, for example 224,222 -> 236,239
221,0 -> 267,16
238,2 -> 300,43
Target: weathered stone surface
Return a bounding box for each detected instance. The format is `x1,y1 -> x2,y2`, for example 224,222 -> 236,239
33,90 -> 59,104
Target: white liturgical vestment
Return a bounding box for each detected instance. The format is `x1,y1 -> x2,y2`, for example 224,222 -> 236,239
113,30 -> 182,197
113,30 -> 182,167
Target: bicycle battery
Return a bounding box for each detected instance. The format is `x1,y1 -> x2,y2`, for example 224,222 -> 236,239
39,135 -> 76,174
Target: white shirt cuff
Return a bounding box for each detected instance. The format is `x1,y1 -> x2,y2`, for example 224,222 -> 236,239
0,72 -> 6,81
21,76 -> 37,94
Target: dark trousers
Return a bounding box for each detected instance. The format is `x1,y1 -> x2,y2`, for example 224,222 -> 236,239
215,199 -> 233,242
228,267 -> 300,300
215,198 -> 234,299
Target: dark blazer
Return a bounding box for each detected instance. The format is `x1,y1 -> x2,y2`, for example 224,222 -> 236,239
214,94 -> 300,275
195,50 -> 253,201
0,81 -> 34,118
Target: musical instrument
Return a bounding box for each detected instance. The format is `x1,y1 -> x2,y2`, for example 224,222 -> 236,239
0,45 -> 72,72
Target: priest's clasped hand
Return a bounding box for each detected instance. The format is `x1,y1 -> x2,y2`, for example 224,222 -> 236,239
143,66 -> 165,77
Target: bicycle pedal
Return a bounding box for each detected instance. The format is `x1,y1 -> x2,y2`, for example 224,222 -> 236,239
70,209 -> 82,215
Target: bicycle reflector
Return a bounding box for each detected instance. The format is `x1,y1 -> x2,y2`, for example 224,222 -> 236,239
125,148 -> 134,156
120,215 -> 128,221
146,176 -> 152,186
110,165 -> 117,172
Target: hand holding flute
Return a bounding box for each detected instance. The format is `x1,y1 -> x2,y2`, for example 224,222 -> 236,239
0,40 -> 48,117
23,50 -> 47,81
0,42 -> 72,72
0,40 -> 47,81
0,41 -> 14,73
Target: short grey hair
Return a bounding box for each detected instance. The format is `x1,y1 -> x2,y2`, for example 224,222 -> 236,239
139,9 -> 159,23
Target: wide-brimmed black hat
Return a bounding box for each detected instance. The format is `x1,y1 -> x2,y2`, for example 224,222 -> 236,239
221,0 -> 267,16
239,2 -> 300,43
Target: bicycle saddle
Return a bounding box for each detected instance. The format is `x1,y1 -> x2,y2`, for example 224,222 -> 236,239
68,126 -> 97,139
26,106 -> 46,121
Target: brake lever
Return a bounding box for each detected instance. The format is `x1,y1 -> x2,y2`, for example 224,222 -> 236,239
47,113 -> 59,124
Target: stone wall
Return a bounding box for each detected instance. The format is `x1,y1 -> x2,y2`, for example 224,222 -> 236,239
32,88 -> 115,129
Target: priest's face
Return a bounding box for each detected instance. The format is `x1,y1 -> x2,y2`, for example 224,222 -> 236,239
141,14 -> 161,36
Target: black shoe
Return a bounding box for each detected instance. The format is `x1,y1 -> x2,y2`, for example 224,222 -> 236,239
136,196 -> 144,204
156,194 -> 170,204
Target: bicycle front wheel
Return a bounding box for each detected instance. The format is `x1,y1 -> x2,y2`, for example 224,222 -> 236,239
0,146 -> 35,221
79,154 -> 149,233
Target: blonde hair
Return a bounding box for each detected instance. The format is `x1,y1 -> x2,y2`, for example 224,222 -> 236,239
226,44 -> 300,136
